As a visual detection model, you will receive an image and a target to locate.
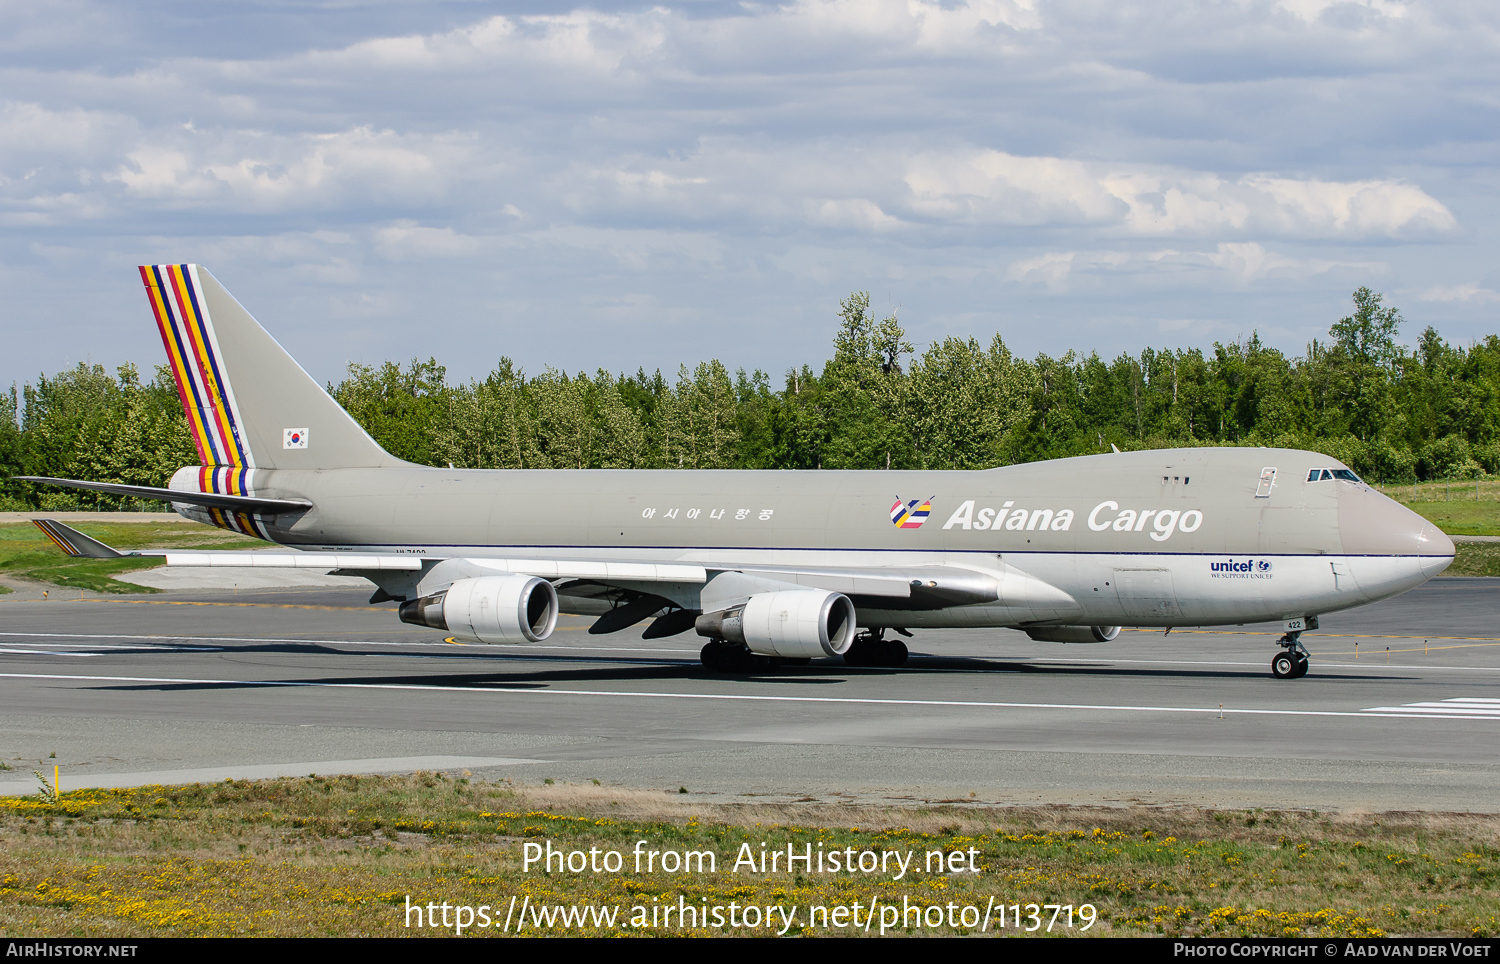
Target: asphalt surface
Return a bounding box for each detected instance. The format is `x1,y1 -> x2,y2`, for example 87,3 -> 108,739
1,578 -> 1497,812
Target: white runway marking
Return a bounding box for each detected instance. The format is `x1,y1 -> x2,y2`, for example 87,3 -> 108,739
1362,697 -> 1500,719
2,671 -> 1498,723
4,631 -> 1500,675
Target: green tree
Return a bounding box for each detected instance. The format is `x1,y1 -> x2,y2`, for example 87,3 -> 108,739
1324,288 -> 1403,443
332,359 -> 450,465
433,360 -> 528,470
820,292 -> 914,469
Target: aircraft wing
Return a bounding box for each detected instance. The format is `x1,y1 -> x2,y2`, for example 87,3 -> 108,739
29,520 -> 1047,648
29,520 -> 1002,606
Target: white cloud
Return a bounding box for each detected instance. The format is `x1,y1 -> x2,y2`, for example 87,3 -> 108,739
782,0 -> 1042,47
1005,242 -> 1387,291
1242,176 -> 1455,237
906,151 -> 1124,225
373,221 -> 486,261
527,225 -> 726,269
1275,0 -> 1411,23
1417,283 -> 1500,304
0,101 -> 132,161
1006,251 -> 1078,290
105,127 -> 465,212
906,150 -> 1454,239
1,0 -> 1496,390
808,197 -> 902,231
324,10 -> 661,75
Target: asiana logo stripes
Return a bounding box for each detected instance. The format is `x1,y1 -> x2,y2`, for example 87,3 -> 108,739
890,497 -> 933,529
140,264 -> 250,470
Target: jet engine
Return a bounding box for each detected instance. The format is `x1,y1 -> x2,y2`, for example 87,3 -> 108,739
695,589 -> 856,658
1024,625 -> 1122,644
399,575 -> 558,643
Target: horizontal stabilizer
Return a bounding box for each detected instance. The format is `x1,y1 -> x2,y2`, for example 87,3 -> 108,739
32,519 -> 124,559
17,477 -> 311,516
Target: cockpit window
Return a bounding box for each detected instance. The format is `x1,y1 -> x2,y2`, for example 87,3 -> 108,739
1307,467 -> 1362,483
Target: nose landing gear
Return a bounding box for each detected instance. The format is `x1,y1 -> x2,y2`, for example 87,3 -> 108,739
1271,617 -> 1315,679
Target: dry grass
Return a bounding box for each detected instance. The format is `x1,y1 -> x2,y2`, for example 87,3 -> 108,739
1,775 -> 1497,938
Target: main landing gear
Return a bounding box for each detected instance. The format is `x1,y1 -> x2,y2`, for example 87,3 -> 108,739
842,629 -> 909,668
699,639 -> 811,674
698,629 -> 913,672
1271,617 -> 1316,679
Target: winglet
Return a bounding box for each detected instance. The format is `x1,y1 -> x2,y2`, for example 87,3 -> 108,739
32,520 -> 125,559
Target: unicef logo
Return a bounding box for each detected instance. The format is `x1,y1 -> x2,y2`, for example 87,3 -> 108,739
1210,558 -> 1274,577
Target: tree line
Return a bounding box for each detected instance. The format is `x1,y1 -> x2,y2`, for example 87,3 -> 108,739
4,287 -> 1497,511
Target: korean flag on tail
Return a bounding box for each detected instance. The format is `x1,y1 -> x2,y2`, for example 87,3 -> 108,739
283,428 -> 309,449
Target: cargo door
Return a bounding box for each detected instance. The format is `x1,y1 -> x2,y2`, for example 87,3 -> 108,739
1255,466 -> 1277,498
1113,568 -> 1183,619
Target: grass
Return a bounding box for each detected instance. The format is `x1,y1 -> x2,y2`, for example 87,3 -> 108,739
0,521 -> 265,594
0,775 -> 1496,938
1401,502 -> 1500,538
1448,543 -> 1500,577
1381,480 -> 1500,537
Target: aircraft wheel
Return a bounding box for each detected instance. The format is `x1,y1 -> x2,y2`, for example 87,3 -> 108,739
1271,651 -> 1296,679
845,638 -> 908,667
1291,653 -> 1309,679
702,639 -> 757,672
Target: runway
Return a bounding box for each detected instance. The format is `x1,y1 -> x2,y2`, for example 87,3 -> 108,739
1,577 -> 1498,811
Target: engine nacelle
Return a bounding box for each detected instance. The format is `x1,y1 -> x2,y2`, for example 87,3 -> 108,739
695,590 -> 856,658
399,575 -> 558,643
1024,625 -> 1121,644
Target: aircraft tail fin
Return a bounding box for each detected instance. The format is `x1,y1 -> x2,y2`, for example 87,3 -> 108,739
139,264 -> 393,471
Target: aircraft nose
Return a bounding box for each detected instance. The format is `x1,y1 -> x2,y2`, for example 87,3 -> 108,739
1336,483 -> 1453,573
1417,522 -> 1456,577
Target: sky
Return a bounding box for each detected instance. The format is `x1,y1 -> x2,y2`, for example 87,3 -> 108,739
2,0 -> 1497,391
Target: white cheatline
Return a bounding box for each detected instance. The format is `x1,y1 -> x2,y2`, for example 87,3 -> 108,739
1362,698 -> 1500,720
1,671 -> 1497,723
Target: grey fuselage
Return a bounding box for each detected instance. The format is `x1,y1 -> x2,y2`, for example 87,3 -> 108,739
177,446 -> 1453,630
